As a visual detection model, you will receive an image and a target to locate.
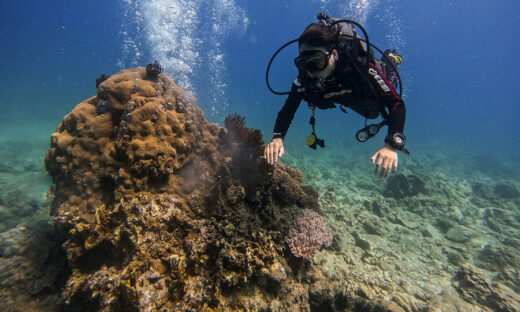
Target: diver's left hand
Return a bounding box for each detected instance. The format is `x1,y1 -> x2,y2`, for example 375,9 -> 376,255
371,145 -> 398,178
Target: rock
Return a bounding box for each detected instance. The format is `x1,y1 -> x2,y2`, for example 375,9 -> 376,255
472,182 -> 495,199
384,174 -> 426,199
446,248 -> 468,266
452,265 -> 520,311
371,198 -> 390,217
352,232 -> 371,251
493,267 -> 520,293
502,237 -> 520,249
402,197 -> 424,214
362,220 -> 385,236
494,182 -> 520,199
485,218 -> 503,233
0,219 -> 64,311
483,207 -> 517,226
435,218 -> 455,233
420,228 -> 433,238
476,244 -> 519,272
445,225 -> 476,243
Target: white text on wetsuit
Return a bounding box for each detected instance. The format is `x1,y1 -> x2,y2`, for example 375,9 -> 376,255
323,89 -> 352,99
368,68 -> 390,92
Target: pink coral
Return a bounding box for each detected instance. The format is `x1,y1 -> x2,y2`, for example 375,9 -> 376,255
285,209 -> 333,260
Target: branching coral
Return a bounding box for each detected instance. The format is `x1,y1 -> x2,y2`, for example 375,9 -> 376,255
224,113 -> 263,150
221,113 -> 269,199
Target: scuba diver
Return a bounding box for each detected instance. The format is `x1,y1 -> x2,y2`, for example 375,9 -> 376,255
264,13 -> 408,178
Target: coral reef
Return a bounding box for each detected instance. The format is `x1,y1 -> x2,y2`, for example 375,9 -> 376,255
285,208 -> 333,260
43,68 -> 368,311
283,146 -> 520,311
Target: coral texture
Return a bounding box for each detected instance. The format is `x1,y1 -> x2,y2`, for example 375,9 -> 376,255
285,208 -> 333,260
44,67 -> 356,311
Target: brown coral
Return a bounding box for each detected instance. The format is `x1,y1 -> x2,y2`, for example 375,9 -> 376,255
44,67 -> 352,311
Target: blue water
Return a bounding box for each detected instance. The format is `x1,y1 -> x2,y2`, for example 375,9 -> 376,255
2,0 -> 519,158
1,0 -> 520,308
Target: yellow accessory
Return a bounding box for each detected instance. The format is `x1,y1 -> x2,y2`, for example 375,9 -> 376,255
306,133 -> 316,146
389,53 -> 403,65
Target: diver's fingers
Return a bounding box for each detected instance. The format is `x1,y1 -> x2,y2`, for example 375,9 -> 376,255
385,161 -> 393,178
266,144 -> 273,164
273,145 -> 279,163
279,145 -> 285,158
381,158 -> 390,178
372,153 -> 380,174
376,154 -> 384,168
392,158 -> 398,172
374,161 -> 380,174
371,152 -> 378,165
270,144 -> 277,164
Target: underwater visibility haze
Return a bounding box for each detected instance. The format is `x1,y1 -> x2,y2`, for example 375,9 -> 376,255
1,0 -> 520,311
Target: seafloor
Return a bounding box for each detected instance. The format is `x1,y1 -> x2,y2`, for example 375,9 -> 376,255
0,70 -> 519,311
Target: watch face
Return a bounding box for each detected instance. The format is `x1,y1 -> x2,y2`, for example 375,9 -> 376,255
392,133 -> 405,147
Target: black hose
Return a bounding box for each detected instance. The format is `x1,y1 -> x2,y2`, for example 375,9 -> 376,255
265,20 -> 403,98
265,39 -> 299,95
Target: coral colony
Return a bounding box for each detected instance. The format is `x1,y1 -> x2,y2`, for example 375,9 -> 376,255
285,208 -> 333,260
44,65 -> 345,311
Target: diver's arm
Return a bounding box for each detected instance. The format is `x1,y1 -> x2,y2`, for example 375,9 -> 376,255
272,82 -> 305,140
371,99 -> 406,177
265,82 -> 304,164
384,99 -> 406,142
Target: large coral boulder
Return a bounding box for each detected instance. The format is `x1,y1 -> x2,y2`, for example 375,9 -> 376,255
45,68 -> 345,311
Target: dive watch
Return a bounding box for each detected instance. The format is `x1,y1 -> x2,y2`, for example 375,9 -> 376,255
386,133 -> 409,154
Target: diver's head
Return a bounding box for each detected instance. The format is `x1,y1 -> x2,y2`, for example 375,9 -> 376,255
294,23 -> 338,79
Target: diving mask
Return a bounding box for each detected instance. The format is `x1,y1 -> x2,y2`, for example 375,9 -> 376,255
294,50 -> 332,74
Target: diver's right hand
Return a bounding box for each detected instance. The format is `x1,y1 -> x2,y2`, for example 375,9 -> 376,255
264,138 -> 284,165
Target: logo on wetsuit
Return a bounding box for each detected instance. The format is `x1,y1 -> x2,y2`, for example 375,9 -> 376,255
368,68 -> 390,92
323,89 -> 352,99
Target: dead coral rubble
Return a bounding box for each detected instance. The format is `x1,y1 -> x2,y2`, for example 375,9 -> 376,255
44,67 -> 362,311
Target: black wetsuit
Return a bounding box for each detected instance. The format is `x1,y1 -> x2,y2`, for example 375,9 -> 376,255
272,53 -> 406,145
